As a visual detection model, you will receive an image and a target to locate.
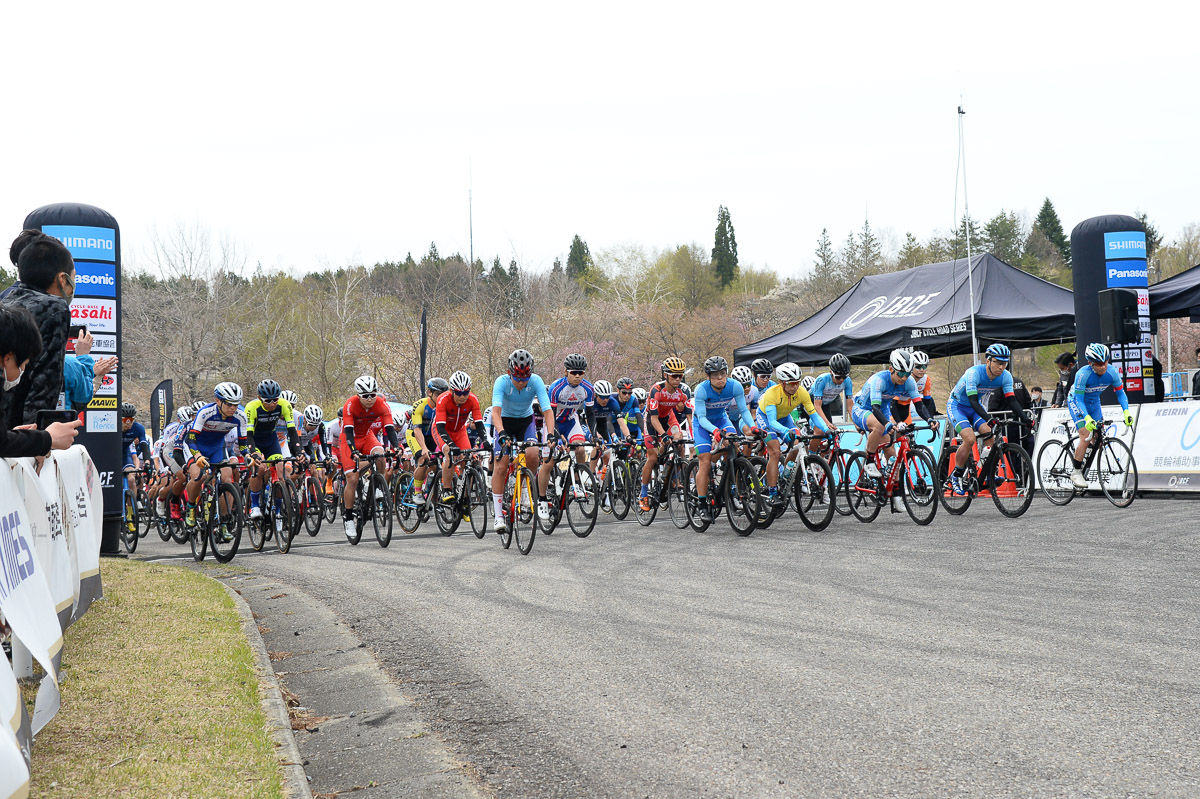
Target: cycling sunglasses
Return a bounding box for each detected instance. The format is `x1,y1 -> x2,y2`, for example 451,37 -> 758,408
358,392 -> 377,400
568,370 -> 585,376
452,389 -> 470,396
833,373 -> 849,380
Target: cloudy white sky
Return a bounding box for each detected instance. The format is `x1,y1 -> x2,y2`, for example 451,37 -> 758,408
3,2 -> 1196,279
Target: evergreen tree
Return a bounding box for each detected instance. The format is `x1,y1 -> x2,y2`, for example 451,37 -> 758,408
814,229 -> 837,274
488,255 -> 507,285
566,235 -> 592,282
858,218 -> 882,275
983,210 -> 1025,265
1033,198 -> 1070,265
1136,211 -> 1163,261
712,205 -> 739,287
896,233 -> 925,271
551,257 -> 564,276
403,252 -> 417,270
838,232 -> 860,284
420,242 -> 443,269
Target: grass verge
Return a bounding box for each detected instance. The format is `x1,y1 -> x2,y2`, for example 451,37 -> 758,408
23,559 -> 284,798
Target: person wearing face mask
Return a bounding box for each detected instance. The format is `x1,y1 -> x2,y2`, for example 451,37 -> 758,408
1,232 -> 75,426
0,304 -> 81,457
1030,387 -> 1047,409
1050,351 -> 1077,409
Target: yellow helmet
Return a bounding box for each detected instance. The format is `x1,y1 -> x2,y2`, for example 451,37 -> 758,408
662,356 -> 686,375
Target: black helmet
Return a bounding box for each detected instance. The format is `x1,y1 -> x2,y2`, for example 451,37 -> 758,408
704,355 -> 729,374
508,348 -> 534,378
750,358 -> 773,376
615,377 -> 634,392
257,379 -> 282,400
120,402 -> 136,418
427,377 -> 449,393
829,353 -> 851,375
564,353 -> 588,371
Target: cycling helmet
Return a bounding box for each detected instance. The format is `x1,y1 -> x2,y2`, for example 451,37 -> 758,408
119,402 -> 136,418
704,355 -> 729,374
257,379 -> 281,400
564,353 -> 588,371
508,349 -> 534,378
889,349 -> 915,373
750,358 -> 774,376
632,387 -> 648,402
214,381 -> 243,404
337,407 -> 344,418
593,380 -> 614,397
829,353 -> 851,375
427,377 -> 449,393
1084,342 -> 1110,363
176,406 -> 194,424
448,370 -> 472,391
730,365 -> 753,384
776,362 -> 803,382
354,375 -> 378,395
911,351 -> 930,368
615,377 -> 634,392
801,375 -> 816,391
984,343 -> 1011,363
192,400 -> 207,413
662,356 -> 686,375
303,404 -> 324,425
280,389 -> 299,406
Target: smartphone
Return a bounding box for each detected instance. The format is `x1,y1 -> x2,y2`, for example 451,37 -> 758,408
36,409 -> 78,430
68,324 -> 88,339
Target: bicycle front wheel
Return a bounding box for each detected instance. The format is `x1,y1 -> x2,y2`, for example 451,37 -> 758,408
369,473 -> 393,547
724,458 -> 761,536
513,466 -> 537,554
210,483 -> 243,563
844,452 -> 883,523
121,489 -> 139,553
796,454 -> 836,532
566,463 -> 599,538
1096,437 -> 1137,508
271,481 -> 295,554
666,461 -> 691,530
393,471 -> 422,533
1037,439 -> 1077,506
465,467 -> 490,539
988,444 -> 1034,518
610,461 -> 631,521
190,487 -> 210,562
303,475 -> 323,536
901,447 -> 939,526
830,451 -> 853,517
937,447 -> 973,515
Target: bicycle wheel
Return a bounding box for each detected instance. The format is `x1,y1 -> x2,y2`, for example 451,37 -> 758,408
303,476 -> 323,536
724,458 -> 761,536
121,489 -> 139,553
153,497 -> 172,541
209,483 -> 243,563
900,448 -> 939,526
844,452 -> 883,523
513,466 -> 537,554
393,471 -> 422,533
987,443 -> 1035,518
370,473 -> 393,547
465,467 -> 489,539
191,485 -> 211,561
247,502 -> 267,551
610,461 -> 631,521
323,478 -> 340,523
1037,439 -> 1077,506
345,480 -> 365,545
136,489 -> 152,538
666,461 -> 691,529
1096,437 -> 1137,508
937,447 -> 973,515
829,451 -> 853,516
795,454 -> 836,532
566,463 -> 599,537
434,481 -> 462,535
678,460 -> 709,532
271,481 -> 294,554
169,507 -> 188,544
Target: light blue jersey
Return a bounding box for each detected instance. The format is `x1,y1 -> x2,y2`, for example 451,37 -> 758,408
854,370 -> 921,410
693,379 -> 755,434
810,372 -> 853,407
491,374 -> 552,418
949,364 -> 1014,408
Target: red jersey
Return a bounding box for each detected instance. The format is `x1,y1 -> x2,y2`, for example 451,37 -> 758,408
646,380 -> 692,419
435,391 -> 481,432
341,396 -> 395,440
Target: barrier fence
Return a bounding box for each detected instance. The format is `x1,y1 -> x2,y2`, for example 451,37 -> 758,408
1,446 -> 103,799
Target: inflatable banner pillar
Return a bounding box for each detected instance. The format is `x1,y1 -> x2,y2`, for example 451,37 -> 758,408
1070,215 -> 1152,404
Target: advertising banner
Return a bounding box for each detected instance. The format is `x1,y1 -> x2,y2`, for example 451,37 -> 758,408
151,379 -> 174,440
12,460 -> 77,630
0,657 -> 30,799
57,446 -> 103,620
1032,406 -> 1140,491
1129,401 -> 1200,491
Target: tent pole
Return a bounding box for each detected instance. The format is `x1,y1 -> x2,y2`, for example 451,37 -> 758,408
958,105 -> 979,366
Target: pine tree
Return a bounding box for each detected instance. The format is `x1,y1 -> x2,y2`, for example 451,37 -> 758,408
712,206 -> 739,287
1136,211 -> 1163,261
897,233 -> 925,271
1033,198 -> 1070,265
839,232 -> 860,284
814,229 -> 836,274
566,235 -> 592,282
858,218 -> 882,275
551,257 -> 564,276
983,210 -> 1025,265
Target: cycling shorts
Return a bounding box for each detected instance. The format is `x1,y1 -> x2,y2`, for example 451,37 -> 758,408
253,434 -> 282,460
433,427 -> 471,453
493,415 -> 540,457
694,418 -> 736,455
191,441 -> 227,466
947,400 -> 987,434
338,432 -> 382,473
1066,396 -> 1099,429
754,409 -> 795,441
850,405 -> 874,433
643,411 -> 680,447
561,416 -> 590,444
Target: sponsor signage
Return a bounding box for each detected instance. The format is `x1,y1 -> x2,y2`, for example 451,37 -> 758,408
74,261 -> 116,298
86,411 -> 118,433
87,397 -> 117,410
90,333 -> 117,353
95,372 -> 117,397
69,298 -> 116,333
1130,401 -> 1200,491
1032,406 -> 1139,491
42,225 -> 116,263
839,292 -> 942,331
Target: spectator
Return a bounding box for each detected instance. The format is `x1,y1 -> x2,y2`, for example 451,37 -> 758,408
63,328 -> 118,411
1050,351 -> 1077,408
0,304 -> 80,457
1193,347 -> 1200,399
1,233 -> 75,425
1030,386 -> 1048,409
1150,355 -> 1165,402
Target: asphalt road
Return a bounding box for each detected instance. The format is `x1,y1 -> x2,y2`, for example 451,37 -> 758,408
138,497 -> 1200,798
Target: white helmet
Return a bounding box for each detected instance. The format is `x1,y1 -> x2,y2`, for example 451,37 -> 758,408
801,375 -> 816,391
448,370 -> 472,391
354,375 -> 378,395
889,349 -> 915,373
303,404 -> 324,425
280,389 -> 299,406
730,366 -> 753,384
192,400 -> 207,413
176,406 -> 195,424
632,387 -> 648,402
911,350 -> 929,368
214,381 -> 243,404
593,380 -> 614,396
776,362 -> 803,382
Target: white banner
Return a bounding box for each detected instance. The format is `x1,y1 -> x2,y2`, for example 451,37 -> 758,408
1032,405 -> 1140,491
57,446 -> 103,620
0,658 -> 30,799
12,459 -> 77,630
1129,400 -> 1200,491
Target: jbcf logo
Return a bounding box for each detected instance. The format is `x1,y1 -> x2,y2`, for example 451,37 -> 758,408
99,471 -> 115,489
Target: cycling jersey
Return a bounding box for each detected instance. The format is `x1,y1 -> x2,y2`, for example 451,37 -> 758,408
547,377 -> 595,424
756,383 -> 827,437
185,404 -> 249,462
949,365 -> 1014,408
341,396 -> 395,445
434,391 -> 485,451
744,384 -> 761,413
122,421 -> 149,468
646,380 -> 691,421
297,422 -> 327,459
693,378 -> 754,455
593,395 -> 627,441
616,394 -> 642,433
809,372 -> 854,409
411,397 -> 436,434
492,374 -> 552,419
1067,365 -> 1129,425
855,370 -> 922,410
245,398 -> 296,439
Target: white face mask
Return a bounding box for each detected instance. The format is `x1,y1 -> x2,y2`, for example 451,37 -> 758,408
3,363 -> 25,392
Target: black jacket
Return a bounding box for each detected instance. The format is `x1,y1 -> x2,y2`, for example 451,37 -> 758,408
0,282 -> 69,425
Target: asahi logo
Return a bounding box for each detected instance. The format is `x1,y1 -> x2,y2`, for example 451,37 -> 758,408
839,292 -> 942,331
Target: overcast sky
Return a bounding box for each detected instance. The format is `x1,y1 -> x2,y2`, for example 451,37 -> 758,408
3,2 -> 1196,279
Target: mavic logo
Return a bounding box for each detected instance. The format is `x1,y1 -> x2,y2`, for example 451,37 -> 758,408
839,293 -> 942,331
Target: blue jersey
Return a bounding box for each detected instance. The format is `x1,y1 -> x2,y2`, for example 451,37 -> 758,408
810,372 -> 854,407
949,364 -> 1014,408
1072,365 -> 1129,410
186,403 -> 249,454
616,394 -> 641,429
547,377 -> 596,425
693,379 -> 755,434
123,421 -> 147,455
854,370 -> 921,410
491,374 -> 552,419
593,395 -> 623,427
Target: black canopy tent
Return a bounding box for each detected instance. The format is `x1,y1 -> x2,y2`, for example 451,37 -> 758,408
735,254 -> 1076,366
1148,263 -> 1200,321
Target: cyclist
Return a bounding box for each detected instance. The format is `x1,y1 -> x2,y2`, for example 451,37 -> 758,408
910,351 -> 937,415
121,403 -> 152,496
408,377 -> 448,504
809,354 -> 853,434
756,362 -> 829,507
434,371 -> 489,503
542,354 -> 597,519
590,379 -> 631,481
944,343 -> 1029,495
339,376 -> 401,539
731,366 -> 759,413
1067,343 -> 1133,489
692,356 -> 757,522
298,404 -> 329,493
750,358 -> 775,395
638,357 -> 692,511
154,405 -> 194,519
179,382 -> 251,530
614,378 -> 642,442
277,389 -> 301,458
490,349 -> 555,534
851,350 -> 933,481
244,379 -> 300,520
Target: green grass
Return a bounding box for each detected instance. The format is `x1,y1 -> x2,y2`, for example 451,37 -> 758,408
25,560 -> 284,798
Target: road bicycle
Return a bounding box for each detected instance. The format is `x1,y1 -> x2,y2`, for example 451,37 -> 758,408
1037,418 -> 1138,508
682,432 -> 764,536
189,459 -> 244,563
809,428 -> 856,517
597,440 -> 636,521
297,458 -> 326,537
245,456 -> 302,554
845,422 -> 940,525
120,466 -> 152,552
937,417 -> 1036,518
497,437 -> 542,554
432,447 -> 491,538
349,452 -> 394,547
393,452 -> 444,534
634,436 -> 693,529
540,441 -> 600,538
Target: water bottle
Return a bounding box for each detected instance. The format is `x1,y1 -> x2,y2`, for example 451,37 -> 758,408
978,444 -> 992,462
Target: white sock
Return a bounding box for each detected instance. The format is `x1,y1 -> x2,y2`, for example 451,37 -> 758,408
492,492 -> 504,517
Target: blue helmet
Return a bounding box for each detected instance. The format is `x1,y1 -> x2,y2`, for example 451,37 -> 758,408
257,379 -> 282,400
1084,342 -> 1110,363
984,343 -> 1011,363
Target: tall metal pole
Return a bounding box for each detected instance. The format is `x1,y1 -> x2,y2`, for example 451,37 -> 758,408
959,105 -> 980,365
469,158 -> 474,269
